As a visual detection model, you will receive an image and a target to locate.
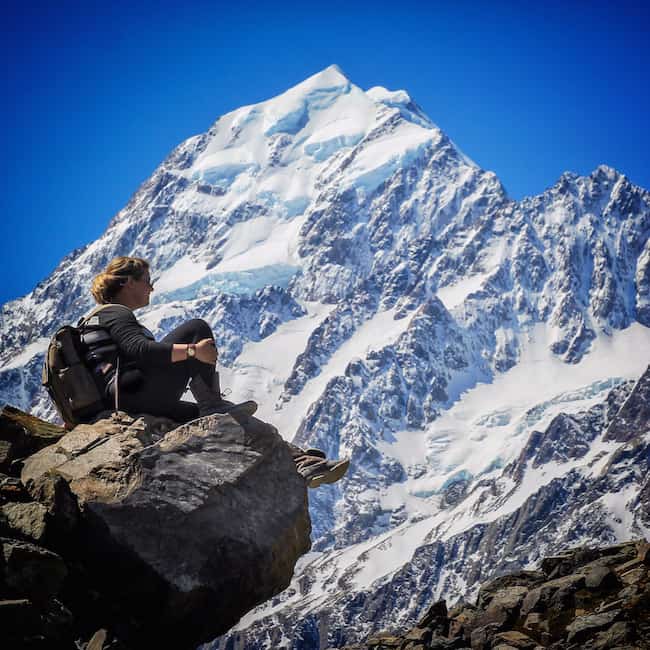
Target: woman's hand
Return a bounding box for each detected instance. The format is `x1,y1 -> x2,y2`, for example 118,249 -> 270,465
195,338 -> 218,365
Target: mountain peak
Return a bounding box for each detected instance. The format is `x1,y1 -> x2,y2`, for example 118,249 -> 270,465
284,64 -> 351,98
310,63 -> 349,84
591,163 -> 625,183
552,164 -> 625,192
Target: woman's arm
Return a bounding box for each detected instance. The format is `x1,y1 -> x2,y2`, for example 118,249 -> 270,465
100,306 -> 174,367
100,306 -> 217,366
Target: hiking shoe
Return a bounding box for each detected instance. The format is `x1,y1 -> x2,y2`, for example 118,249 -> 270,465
190,375 -> 257,418
297,457 -> 350,488
223,400 -> 258,418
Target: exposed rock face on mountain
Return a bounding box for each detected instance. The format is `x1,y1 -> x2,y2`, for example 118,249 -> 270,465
2,65 -> 650,648
1,407 -> 311,649
331,539 -> 650,650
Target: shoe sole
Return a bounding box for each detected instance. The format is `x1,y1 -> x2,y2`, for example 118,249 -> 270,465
307,459 -> 350,489
304,448 -> 326,459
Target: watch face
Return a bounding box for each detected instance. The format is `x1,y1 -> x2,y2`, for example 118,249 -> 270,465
188,346 -> 195,357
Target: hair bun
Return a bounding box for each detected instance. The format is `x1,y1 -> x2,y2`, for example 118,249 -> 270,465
90,257 -> 149,304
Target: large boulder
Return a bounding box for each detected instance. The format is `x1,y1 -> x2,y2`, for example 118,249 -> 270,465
20,410 -> 311,648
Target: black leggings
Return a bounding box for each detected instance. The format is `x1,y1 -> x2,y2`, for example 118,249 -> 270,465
118,319 -> 214,422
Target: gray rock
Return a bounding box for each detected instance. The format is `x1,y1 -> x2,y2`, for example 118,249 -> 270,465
541,547 -> 601,580
0,405 -> 66,473
404,626 -> 431,643
0,501 -> 49,543
520,574 -> 586,616
23,471 -> 80,543
477,572 -> 545,609
565,609 -> 622,643
417,599 -> 448,635
428,637 -> 470,650
592,621 -> 635,649
640,541 -> 650,566
476,586 -> 528,629
367,632 -> 402,646
490,630 -> 538,649
585,565 -> 619,590
0,474 -> 29,502
449,603 -> 479,639
20,411 -> 311,648
616,584 -> 639,600
470,622 -> 502,649
1,538 -> 67,602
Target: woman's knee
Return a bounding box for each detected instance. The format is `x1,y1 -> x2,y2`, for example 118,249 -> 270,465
188,318 -> 214,340
161,318 -> 216,345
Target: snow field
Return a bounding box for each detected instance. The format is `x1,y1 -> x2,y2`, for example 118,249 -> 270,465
1,337 -> 50,371
385,322 -> 650,502
229,306 -> 416,436
226,302 -> 334,417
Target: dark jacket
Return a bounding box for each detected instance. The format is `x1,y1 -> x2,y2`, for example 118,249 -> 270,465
81,304 -> 173,399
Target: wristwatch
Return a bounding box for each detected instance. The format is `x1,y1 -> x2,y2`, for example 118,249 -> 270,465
186,344 -> 196,359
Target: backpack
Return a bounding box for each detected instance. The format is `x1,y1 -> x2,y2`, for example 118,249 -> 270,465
41,304 -> 122,428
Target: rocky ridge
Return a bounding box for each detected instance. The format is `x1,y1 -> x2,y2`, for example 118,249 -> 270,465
0,406 -> 311,649
331,539 -> 650,650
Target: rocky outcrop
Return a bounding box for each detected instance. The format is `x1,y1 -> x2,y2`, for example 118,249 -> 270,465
0,406 -> 311,649
604,365 -> 650,443
0,405 -> 66,474
333,539 -> 650,650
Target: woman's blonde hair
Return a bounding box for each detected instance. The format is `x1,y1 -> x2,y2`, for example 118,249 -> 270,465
91,257 -> 150,304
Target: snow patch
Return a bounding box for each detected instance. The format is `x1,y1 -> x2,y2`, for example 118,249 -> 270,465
366,86 -> 412,106
190,147 -> 258,187
264,103 -> 309,137
304,132 -> 364,161
227,302 -> 335,422
437,273 -> 490,310
1,337 -> 50,370
214,214 -> 307,274
345,124 -> 434,192
154,257 -> 206,294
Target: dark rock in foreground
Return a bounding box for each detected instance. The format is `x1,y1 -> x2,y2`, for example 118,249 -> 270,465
332,539 -> 650,650
1,406 -> 311,649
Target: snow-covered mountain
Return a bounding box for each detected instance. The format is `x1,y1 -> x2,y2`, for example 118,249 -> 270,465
1,64 -> 649,648
218,365 -> 650,649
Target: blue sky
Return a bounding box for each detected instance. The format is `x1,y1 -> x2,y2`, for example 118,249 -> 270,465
2,0 -> 649,304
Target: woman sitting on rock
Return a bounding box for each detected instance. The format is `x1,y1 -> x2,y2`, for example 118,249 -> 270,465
87,256 -> 349,487
88,256 -> 256,422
